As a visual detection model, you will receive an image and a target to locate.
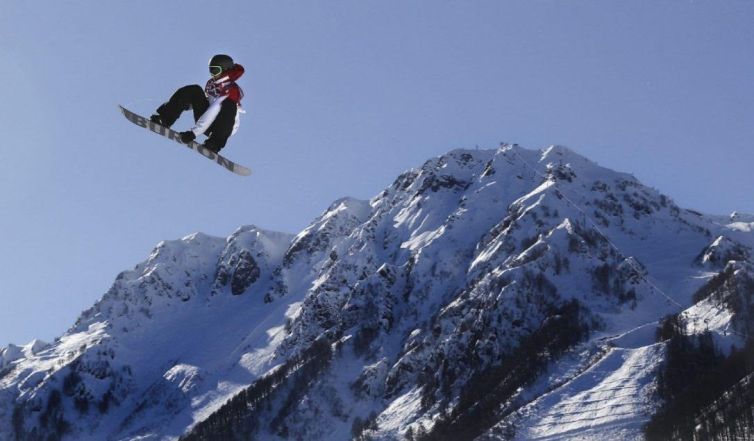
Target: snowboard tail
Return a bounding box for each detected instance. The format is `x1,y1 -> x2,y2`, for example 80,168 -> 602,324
118,105 -> 251,176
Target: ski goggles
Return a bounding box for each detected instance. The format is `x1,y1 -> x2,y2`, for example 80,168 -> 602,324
209,65 -> 223,76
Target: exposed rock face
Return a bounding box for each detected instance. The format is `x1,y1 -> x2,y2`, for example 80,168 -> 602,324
1,145 -> 751,441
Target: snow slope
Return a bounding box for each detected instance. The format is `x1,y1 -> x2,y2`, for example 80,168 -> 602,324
1,144 -> 752,441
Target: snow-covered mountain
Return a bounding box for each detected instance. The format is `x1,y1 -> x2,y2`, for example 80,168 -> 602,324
1,144 -> 752,441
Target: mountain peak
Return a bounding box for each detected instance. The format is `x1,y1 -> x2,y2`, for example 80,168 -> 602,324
2,144 -> 752,441
540,143 -> 589,163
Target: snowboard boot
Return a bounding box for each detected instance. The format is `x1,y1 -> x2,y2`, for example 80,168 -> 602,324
203,138 -> 222,154
150,114 -> 165,126
150,103 -> 181,128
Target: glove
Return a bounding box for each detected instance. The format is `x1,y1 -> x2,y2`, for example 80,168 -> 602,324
179,131 -> 196,143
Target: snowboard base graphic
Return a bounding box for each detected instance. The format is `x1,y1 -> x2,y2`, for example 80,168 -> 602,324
119,105 -> 251,176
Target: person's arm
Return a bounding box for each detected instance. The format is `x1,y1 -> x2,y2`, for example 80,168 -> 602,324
214,64 -> 244,84
191,96 -> 228,136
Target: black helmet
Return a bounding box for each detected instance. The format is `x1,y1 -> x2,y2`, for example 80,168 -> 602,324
209,54 -> 234,76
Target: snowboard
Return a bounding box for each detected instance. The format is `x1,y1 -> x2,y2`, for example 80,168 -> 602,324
118,105 -> 251,176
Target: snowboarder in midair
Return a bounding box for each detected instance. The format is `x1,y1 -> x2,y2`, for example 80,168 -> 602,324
150,54 -> 244,153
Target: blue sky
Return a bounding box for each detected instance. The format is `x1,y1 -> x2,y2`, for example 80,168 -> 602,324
1,1 -> 752,346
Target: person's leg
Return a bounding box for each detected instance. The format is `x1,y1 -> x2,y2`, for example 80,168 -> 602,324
155,85 -> 208,127
204,100 -> 238,152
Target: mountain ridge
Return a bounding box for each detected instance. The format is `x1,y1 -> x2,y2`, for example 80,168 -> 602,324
1,144 -> 752,441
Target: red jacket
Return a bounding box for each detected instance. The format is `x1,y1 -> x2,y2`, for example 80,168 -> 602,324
205,64 -> 244,104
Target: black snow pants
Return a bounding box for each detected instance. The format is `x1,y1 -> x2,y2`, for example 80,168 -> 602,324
156,85 -> 237,151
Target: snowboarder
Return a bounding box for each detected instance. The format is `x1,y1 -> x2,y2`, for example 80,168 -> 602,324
150,54 -> 244,153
